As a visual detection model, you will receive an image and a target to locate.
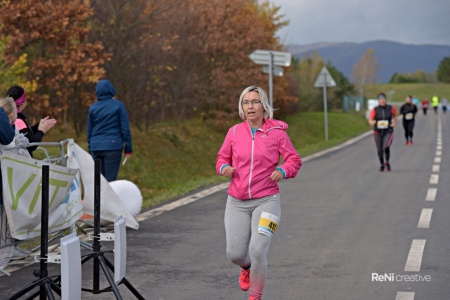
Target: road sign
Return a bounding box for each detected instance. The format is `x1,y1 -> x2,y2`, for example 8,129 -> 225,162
249,50 -> 291,109
314,67 -> 337,141
314,66 -> 336,88
249,50 -> 291,67
263,65 -> 283,77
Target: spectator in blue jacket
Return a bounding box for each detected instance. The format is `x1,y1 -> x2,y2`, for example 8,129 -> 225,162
0,105 -> 15,206
87,79 -> 133,182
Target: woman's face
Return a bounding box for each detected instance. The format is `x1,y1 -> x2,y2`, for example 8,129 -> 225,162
242,91 -> 264,123
378,97 -> 386,106
18,100 -> 27,112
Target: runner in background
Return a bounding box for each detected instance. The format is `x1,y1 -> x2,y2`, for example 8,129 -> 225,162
432,94 -> 439,114
421,98 -> 429,115
368,93 -> 397,172
400,95 -> 418,145
441,97 -> 448,114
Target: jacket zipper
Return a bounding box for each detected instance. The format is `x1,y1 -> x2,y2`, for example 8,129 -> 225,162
247,125 -> 283,199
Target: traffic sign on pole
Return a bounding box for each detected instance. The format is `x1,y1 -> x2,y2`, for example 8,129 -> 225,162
314,67 -> 337,141
262,65 -> 283,77
249,50 -> 291,108
314,66 -> 336,88
249,50 -> 291,67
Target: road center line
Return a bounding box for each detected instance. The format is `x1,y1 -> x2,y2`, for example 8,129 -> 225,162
436,145 -> 442,150
435,151 -> 442,156
417,208 -> 433,228
434,157 -> 441,163
425,188 -> 437,201
404,239 -> 426,272
429,174 -> 439,184
432,164 -> 440,172
395,292 -> 415,300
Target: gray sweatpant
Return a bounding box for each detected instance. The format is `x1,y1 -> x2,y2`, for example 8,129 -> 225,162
224,194 -> 281,298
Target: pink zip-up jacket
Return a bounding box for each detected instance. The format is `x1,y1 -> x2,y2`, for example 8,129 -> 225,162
216,118 -> 302,200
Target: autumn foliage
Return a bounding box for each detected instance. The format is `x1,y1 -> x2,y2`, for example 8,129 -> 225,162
0,0 -> 296,133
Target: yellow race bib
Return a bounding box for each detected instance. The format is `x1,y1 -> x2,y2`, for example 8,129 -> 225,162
405,113 -> 413,120
258,212 -> 280,237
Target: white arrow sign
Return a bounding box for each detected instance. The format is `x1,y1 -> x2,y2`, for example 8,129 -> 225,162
249,50 -> 291,67
314,66 -> 336,88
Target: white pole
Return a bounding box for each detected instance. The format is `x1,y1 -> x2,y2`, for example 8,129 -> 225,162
323,73 -> 329,141
269,52 -> 274,109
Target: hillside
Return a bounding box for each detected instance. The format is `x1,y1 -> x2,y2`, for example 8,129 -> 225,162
287,40 -> 450,83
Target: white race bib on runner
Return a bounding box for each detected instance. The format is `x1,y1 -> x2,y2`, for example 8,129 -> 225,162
377,120 -> 389,129
405,113 -> 413,120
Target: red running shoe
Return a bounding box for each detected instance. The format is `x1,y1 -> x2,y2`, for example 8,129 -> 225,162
385,162 -> 391,172
249,297 -> 261,300
239,268 -> 251,291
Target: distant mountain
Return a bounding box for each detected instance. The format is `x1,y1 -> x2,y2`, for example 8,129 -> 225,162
287,40 -> 450,83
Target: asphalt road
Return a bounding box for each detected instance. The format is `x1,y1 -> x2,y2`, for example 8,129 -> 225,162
1,111 -> 449,300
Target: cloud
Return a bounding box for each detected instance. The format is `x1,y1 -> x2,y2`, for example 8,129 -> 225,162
271,0 -> 450,45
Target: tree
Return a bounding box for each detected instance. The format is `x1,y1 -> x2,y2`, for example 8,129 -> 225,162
89,0 -> 293,130
437,57 -> 450,83
351,49 -> 378,96
0,36 -> 37,95
0,0 -> 110,134
290,52 -> 324,111
326,63 -> 355,109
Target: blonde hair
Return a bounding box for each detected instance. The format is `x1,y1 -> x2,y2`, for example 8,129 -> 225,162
0,97 -> 17,122
238,86 -> 273,120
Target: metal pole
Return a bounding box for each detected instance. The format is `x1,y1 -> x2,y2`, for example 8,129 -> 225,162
323,74 -> 329,141
269,52 -> 274,109
93,159 -> 101,292
40,165 -> 49,300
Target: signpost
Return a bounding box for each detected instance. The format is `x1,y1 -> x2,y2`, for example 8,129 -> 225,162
314,66 -> 336,141
249,50 -> 291,108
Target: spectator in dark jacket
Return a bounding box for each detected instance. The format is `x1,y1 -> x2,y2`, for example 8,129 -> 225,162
87,79 -> 133,182
6,86 -> 57,157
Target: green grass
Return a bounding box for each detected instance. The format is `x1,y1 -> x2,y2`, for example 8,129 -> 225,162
41,111 -> 370,210
364,83 -> 450,101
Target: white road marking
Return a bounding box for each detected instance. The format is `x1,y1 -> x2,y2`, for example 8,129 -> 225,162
404,239 -> 426,272
436,145 -> 442,150
429,174 -> 439,184
136,182 -> 229,222
434,157 -> 441,163
417,208 -> 433,228
395,292 -> 415,300
432,165 -> 440,172
435,151 -> 442,156
425,187 -> 437,202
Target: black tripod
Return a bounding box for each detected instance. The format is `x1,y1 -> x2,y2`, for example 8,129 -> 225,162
80,159 -> 145,299
9,165 -> 61,300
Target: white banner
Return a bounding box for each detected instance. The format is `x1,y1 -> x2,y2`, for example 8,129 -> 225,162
67,140 -> 139,230
1,151 -> 81,240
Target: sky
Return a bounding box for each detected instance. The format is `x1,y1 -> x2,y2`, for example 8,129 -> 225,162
270,0 -> 450,46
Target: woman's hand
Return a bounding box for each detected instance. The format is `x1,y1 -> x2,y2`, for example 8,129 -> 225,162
270,170 -> 283,182
38,116 -> 57,133
222,166 -> 235,177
